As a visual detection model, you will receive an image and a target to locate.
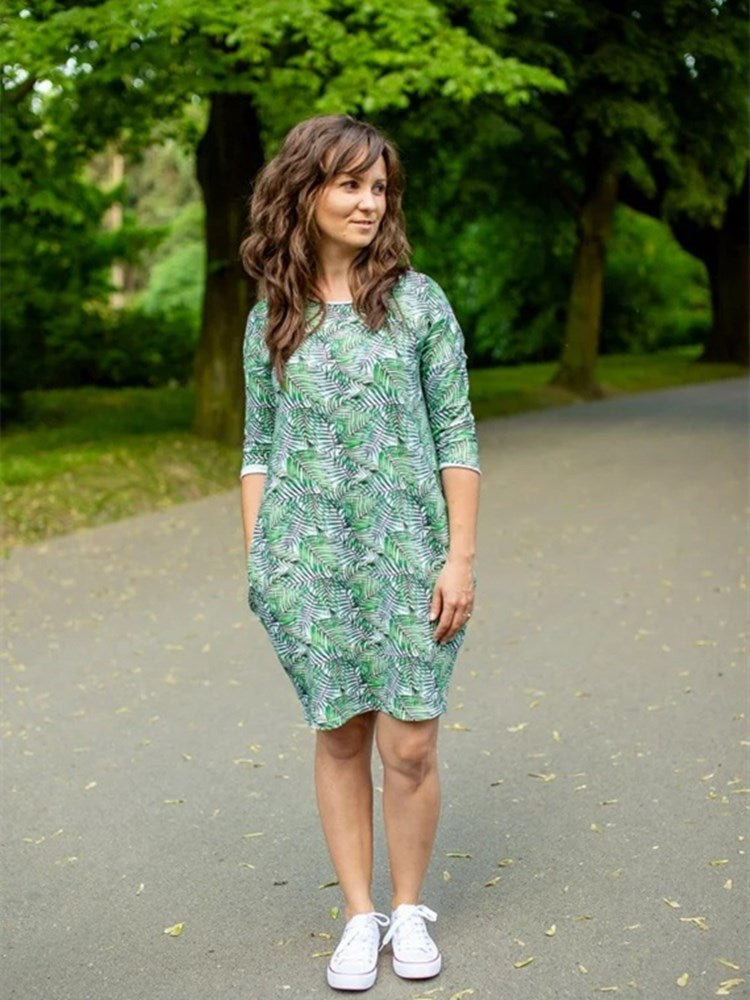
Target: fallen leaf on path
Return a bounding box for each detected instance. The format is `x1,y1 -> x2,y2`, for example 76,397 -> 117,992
446,852 -> 472,859
716,979 -> 745,995
242,832 -> 264,839
449,991 -> 475,1000
677,973 -> 689,987
709,859 -> 729,866
545,924 -> 556,936
528,772 -> 556,782
444,723 -> 470,732
578,964 -> 588,974
164,923 -> 184,937
717,960 -> 740,971
497,858 -> 514,867
508,723 -> 529,733
311,950 -> 332,959
330,907 -> 339,920
680,916 -> 709,930
513,957 -> 534,969
318,880 -> 339,889
484,876 -> 501,887
663,898 -> 681,909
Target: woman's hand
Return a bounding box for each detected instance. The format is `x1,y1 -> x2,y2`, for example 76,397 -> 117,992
430,556 -> 474,644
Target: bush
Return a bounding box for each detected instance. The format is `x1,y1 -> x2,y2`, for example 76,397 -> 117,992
41,306 -> 199,389
602,207 -> 710,353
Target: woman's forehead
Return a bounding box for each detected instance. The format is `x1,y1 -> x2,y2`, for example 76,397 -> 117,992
324,139 -> 386,177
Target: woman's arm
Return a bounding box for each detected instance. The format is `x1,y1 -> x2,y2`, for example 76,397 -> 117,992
430,466 -> 480,644
240,303 -> 275,560
241,472 -> 267,558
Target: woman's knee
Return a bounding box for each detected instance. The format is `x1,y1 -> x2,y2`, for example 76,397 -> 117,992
378,722 -> 438,786
317,712 -> 375,762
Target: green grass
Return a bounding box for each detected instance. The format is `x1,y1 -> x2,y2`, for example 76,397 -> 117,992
1,386 -> 238,550
2,348 -> 746,550
468,345 -> 745,421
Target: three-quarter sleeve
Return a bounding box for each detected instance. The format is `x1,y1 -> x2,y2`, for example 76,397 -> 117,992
240,304 -> 276,477
419,280 -> 481,474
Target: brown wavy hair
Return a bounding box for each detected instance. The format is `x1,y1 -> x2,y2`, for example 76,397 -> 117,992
240,115 -> 411,385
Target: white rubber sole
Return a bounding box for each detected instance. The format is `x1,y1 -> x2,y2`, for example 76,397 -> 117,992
326,963 -> 378,991
392,952 -> 443,979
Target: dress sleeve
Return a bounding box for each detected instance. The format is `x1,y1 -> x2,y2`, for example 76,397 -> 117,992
240,304 -> 276,478
419,280 -> 481,475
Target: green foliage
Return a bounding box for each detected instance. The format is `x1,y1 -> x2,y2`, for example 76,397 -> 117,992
3,0 -> 563,135
43,306 -> 198,389
0,80 -> 119,417
602,207 -> 710,353
0,80 -> 191,416
137,202 -> 205,324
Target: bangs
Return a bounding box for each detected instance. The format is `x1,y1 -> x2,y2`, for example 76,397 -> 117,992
324,132 -> 387,180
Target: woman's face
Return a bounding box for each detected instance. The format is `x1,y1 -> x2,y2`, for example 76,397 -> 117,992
313,154 -> 387,258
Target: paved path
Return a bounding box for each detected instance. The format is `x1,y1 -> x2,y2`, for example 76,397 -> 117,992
2,380 -> 748,1000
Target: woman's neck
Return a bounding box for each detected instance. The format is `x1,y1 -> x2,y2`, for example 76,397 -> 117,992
316,249 -> 356,302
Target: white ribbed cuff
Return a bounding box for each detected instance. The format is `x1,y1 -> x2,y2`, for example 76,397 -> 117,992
240,464 -> 268,478
438,462 -> 482,475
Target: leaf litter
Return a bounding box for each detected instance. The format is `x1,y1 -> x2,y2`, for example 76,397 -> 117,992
716,980 -> 745,995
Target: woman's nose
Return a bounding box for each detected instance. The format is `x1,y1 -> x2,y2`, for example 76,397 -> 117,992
357,189 -> 376,210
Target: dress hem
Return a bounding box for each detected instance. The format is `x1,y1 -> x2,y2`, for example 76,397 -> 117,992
307,703 -> 447,732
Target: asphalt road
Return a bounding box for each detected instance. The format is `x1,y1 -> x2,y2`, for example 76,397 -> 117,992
2,379 -> 748,1000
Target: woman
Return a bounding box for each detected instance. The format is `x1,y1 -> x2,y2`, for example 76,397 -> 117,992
239,115 -> 480,992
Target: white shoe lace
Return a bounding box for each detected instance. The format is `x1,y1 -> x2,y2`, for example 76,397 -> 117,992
331,912 -> 390,970
381,904 -> 437,954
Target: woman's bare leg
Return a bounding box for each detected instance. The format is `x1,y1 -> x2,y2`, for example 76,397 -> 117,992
375,714 -> 441,908
315,711 -> 377,919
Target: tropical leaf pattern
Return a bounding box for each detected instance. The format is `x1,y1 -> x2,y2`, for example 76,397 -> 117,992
241,270 -> 481,730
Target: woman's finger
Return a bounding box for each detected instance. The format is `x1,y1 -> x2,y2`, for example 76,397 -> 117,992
435,598 -> 473,643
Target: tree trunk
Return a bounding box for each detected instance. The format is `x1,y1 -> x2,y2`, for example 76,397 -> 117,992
194,93 -> 263,443
551,166 -> 619,397
675,166 -> 749,366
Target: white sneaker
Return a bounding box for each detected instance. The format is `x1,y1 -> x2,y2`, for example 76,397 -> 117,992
326,911 -> 390,991
382,903 -> 442,979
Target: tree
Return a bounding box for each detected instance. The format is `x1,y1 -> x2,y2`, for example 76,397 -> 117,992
619,1 -> 749,365
458,0 -> 748,394
3,0 -> 561,442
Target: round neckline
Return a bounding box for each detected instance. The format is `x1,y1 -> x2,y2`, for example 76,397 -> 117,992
324,300 -> 353,305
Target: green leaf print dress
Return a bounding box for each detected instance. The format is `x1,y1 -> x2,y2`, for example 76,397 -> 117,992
242,270 -> 481,730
